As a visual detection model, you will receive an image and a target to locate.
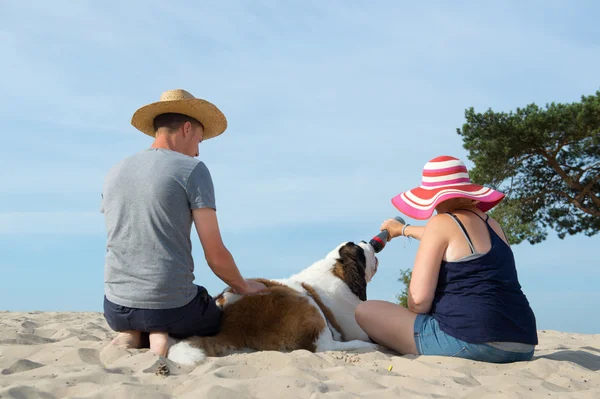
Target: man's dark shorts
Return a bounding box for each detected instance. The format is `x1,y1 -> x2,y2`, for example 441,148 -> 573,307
103,285 -> 222,339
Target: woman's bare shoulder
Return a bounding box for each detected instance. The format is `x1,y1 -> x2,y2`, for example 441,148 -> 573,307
484,214 -> 503,230
424,213 -> 456,232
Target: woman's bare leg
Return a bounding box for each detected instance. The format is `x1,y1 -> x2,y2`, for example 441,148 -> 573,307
355,300 -> 419,355
149,332 -> 170,357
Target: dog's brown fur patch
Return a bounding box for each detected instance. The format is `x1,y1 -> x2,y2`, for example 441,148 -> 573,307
186,284 -> 326,356
252,278 -> 285,288
301,282 -> 346,341
331,242 -> 368,301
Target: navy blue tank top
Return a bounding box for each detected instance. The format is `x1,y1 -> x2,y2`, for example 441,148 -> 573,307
430,210 -> 538,345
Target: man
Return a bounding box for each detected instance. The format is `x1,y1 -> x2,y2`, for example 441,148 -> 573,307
100,89 -> 266,356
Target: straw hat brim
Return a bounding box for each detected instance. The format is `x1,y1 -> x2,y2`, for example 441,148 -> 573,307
391,183 -> 505,220
130,98 -> 227,140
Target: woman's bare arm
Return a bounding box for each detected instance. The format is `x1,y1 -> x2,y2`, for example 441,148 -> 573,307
402,225 -> 425,241
407,215 -> 449,314
379,219 -> 425,241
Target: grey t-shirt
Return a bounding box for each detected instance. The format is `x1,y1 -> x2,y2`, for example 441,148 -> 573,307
101,148 -> 216,309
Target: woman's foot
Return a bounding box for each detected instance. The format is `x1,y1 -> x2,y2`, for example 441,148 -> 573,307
111,330 -> 142,349
149,332 -> 170,357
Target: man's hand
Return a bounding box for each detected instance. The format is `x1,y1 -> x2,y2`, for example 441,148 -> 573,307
233,279 -> 267,295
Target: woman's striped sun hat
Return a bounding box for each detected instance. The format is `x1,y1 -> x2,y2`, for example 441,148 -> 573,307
391,155 -> 505,220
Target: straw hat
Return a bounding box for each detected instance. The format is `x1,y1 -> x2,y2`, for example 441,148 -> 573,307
131,89 -> 227,139
391,155 -> 505,220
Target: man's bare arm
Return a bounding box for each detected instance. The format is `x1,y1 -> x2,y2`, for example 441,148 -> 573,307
192,208 -> 265,294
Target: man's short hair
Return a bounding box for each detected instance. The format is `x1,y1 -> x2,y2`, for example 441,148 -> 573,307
153,113 -> 204,133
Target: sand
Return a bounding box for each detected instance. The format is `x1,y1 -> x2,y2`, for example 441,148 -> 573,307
0,311 -> 598,398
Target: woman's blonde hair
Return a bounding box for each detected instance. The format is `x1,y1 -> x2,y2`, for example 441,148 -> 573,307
438,198 -> 480,212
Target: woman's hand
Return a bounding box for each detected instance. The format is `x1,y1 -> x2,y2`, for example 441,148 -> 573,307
380,218 -> 405,240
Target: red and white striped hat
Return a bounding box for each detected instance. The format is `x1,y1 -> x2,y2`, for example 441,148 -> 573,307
391,155 -> 505,220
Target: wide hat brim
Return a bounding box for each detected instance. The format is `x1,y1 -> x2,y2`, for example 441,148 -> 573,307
391,183 -> 505,220
131,97 -> 227,140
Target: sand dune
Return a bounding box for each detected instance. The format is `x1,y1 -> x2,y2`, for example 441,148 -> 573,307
0,311 -> 598,398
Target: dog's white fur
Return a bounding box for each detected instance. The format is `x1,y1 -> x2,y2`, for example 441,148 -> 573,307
167,340 -> 206,364
167,241 -> 379,366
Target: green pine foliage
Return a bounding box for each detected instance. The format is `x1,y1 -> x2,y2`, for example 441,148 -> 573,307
395,268 -> 412,308
457,90 -> 600,245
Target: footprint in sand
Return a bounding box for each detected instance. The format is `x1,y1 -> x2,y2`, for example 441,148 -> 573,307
213,364 -> 260,379
76,334 -> 103,342
56,348 -> 103,366
19,321 -> 39,334
78,348 -> 102,365
1,358 -> 45,375
83,322 -> 108,331
0,333 -> 56,346
452,376 -> 482,387
98,343 -> 134,366
0,386 -> 55,399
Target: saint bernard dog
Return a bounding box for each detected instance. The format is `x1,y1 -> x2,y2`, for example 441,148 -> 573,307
167,241 -> 380,366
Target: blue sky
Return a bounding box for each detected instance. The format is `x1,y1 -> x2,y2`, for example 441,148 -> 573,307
0,1 -> 598,334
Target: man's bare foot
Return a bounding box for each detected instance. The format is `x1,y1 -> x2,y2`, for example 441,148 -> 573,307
149,332 -> 170,357
111,330 -> 142,349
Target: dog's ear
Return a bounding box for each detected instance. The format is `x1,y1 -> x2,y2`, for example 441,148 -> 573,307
338,242 -> 367,268
334,242 -> 368,301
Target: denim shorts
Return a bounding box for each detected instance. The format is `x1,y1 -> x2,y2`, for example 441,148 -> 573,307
103,285 -> 222,339
413,314 -> 534,363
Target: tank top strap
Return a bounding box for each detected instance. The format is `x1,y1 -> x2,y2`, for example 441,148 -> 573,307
458,208 -> 509,245
445,212 -> 475,254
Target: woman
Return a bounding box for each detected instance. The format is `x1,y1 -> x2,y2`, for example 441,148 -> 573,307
355,155 -> 538,363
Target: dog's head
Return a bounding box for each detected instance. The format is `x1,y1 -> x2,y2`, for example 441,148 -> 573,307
327,241 -> 378,301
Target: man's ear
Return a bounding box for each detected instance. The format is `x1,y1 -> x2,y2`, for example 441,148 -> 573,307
181,121 -> 192,138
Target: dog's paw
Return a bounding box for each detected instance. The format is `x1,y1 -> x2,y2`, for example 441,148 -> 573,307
167,341 -> 205,366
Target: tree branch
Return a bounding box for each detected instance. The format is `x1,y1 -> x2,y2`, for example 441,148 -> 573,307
548,190 -> 600,217
551,136 -> 569,158
575,171 -> 600,208
587,188 -> 600,208
581,161 -> 600,174
539,149 -> 583,190
577,162 -> 600,183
